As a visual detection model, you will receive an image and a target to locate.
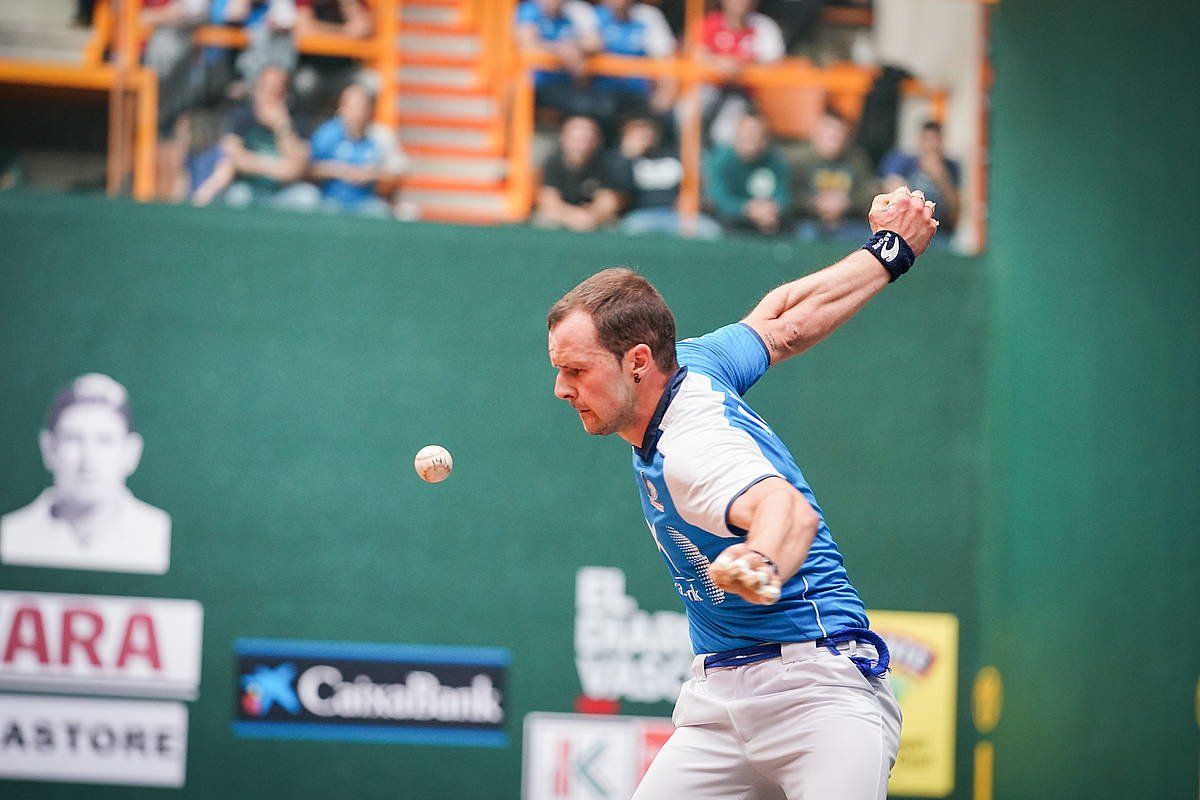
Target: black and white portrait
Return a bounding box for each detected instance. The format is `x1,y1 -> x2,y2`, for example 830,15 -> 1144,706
1,374 -> 171,574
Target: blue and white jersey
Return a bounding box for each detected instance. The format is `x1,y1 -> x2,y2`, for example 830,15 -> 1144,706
633,323 -> 868,654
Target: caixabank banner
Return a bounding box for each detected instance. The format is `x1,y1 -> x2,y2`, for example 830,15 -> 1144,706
232,638 -> 510,747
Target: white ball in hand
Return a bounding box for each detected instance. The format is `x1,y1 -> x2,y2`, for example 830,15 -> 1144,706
414,445 -> 453,483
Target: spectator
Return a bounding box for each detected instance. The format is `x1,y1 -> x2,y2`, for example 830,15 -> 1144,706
292,0 -> 374,116
294,0 -> 371,37
223,0 -> 300,87
139,0 -> 208,131
695,0 -> 785,146
534,116 -> 625,232
309,83 -> 406,217
593,0 -> 677,117
615,115 -> 720,239
514,0 -> 605,118
703,113 -> 791,235
191,64 -> 320,210
792,108 -> 876,241
880,120 -> 961,233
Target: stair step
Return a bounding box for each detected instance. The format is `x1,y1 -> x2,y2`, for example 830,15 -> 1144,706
397,64 -> 480,88
399,4 -> 460,26
397,93 -> 495,119
405,142 -> 505,159
398,31 -> 479,58
399,123 -> 495,149
401,187 -> 509,214
0,44 -> 83,62
398,50 -> 479,68
407,154 -> 507,183
0,24 -> 92,50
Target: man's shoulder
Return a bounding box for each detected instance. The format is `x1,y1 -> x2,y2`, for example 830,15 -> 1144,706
123,495 -> 171,535
1,495 -> 50,535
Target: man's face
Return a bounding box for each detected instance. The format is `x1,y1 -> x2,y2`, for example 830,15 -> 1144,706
537,0 -> 564,16
40,404 -> 142,505
812,114 -> 848,159
918,127 -> 943,157
256,66 -> 288,105
733,116 -> 768,161
621,120 -> 657,158
549,311 -> 637,437
721,0 -> 755,21
604,0 -> 633,15
561,118 -> 600,166
339,85 -> 372,134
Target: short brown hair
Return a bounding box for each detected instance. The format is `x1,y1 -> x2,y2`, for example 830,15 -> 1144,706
548,268 -> 678,372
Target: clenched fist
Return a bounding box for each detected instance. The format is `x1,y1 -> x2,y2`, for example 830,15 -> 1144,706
709,544 -> 783,605
868,185 -> 939,256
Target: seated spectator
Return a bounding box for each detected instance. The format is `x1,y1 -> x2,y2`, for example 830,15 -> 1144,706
191,64 -> 320,210
792,108 -> 876,242
695,0 -> 785,146
880,120 -> 961,233
294,0 -> 371,37
534,116 -> 625,232
703,113 -> 791,235
140,0 -> 208,131
615,115 -> 720,239
221,0 -> 300,87
309,83 -> 405,217
515,0 -> 605,118
593,0 -> 677,117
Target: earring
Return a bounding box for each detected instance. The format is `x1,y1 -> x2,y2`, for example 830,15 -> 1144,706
634,373 -> 642,384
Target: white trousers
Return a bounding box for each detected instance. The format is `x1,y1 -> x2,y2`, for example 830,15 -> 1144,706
633,639 -> 903,800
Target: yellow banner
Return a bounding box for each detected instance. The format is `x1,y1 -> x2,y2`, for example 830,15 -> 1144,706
869,610 -> 959,798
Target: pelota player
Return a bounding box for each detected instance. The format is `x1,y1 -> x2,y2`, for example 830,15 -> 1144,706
547,186 -> 938,799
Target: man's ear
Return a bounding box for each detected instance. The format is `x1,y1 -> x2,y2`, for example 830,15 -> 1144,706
38,429 -> 55,473
626,343 -> 653,375
121,432 -> 145,479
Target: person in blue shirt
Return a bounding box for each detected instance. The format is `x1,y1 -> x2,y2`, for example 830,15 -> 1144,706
547,185 -> 939,799
308,83 -> 398,217
515,0 -> 604,117
880,120 -> 962,235
592,0 -> 677,116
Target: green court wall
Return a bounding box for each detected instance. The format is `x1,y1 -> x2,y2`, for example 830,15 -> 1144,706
0,194 -> 985,798
979,0 -> 1199,797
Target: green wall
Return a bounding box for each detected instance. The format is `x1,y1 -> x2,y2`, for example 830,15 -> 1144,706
982,0 -> 1200,796
0,194 -> 985,798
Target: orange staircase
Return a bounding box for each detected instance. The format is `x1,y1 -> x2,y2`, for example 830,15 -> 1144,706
390,0 -> 512,224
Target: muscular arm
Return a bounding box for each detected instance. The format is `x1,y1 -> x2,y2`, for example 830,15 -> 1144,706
707,477 -> 820,604
728,478 -> 819,582
743,186 -> 938,365
743,249 -> 890,364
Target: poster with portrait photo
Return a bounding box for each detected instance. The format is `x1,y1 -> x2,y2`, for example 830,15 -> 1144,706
1,374 -> 171,574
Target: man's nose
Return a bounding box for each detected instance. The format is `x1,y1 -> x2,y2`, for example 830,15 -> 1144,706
554,374 -> 573,401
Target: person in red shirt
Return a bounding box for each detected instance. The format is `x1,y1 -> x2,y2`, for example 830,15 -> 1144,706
693,0 -> 786,146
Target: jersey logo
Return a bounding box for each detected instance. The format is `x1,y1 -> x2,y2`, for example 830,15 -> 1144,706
641,472 -> 665,513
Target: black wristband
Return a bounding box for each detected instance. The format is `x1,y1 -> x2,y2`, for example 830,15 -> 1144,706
862,230 -> 916,282
747,549 -> 779,576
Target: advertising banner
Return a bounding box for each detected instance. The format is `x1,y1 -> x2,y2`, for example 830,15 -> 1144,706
872,609 -> 959,797
523,712 -> 674,800
0,590 -> 203,700
0,693 -> 188,787
233,638 -> 510,747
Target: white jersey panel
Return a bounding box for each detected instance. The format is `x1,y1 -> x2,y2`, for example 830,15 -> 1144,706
659,372 -> 783,537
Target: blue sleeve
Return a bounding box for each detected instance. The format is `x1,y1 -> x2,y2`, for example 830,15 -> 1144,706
515,2 -> 538,24
878,150 -> 911,177
309,121 -> 339,161
676,323 -> 771,396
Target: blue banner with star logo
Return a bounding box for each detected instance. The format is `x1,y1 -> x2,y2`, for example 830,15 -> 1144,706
232,638 -> 510,746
